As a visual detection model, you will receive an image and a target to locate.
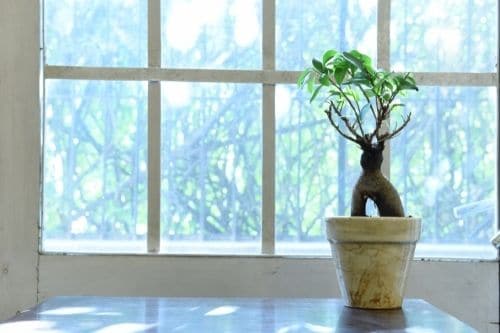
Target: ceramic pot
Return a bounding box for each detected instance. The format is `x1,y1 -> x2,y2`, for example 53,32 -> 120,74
326,216 -> 421,309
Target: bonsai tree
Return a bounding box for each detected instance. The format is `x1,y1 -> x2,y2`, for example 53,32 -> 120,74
298,50 -> 418,217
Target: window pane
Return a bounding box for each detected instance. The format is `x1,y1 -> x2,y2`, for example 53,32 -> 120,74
43,80 -> 148,253
161,83 -> 262,254
276,0 -> 377,71
391,0 -> 498,72
44,0 -> 147,67
161,0 -> 262,69
391,87 -> 497,259
275,85 -> 360,255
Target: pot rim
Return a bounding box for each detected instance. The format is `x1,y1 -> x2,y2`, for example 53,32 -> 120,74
326,216 -> 422,243
326,216 -> 420,222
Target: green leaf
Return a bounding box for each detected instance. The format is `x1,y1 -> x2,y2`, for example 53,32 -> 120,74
297,69 -> 310,87
342,51 -> 365,72
306,76 -> 315,93
403,75 -> 418,90
334,67 -> 348,84
352,51 -> 375,77
322,49 -> 337,65
393,73 -> 418,91
332,56 -> 350,71
344,72 -> 370,86
328,89 -> 342,97
406,75 -> 417,86
344,88 -> 360,101
319,74 -> 330,86
350,50 -> 372,67
312,58 -> 324,72
309,85 -> 322,103
374,72 -> 391,92
383,79 -> 395,91
343,79 -> 365,86
399,83 -> 419,91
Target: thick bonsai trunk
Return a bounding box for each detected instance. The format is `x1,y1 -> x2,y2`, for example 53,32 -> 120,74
351,143 -> 404,217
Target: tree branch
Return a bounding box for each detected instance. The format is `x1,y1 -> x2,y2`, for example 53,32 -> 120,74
357,84 -> 377,121
327,76 -> 362,123
324,108 -> 360,145
346,86 -> 366,137
379,112 -> 412,141
327,101 -> 365,143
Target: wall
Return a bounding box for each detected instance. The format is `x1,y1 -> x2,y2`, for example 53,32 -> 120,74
0,1 -> 498,333
37,255 -> 498,332
0,0 -> 39,321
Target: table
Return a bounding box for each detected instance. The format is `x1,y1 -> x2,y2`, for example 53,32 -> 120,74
1,297 -> 476,332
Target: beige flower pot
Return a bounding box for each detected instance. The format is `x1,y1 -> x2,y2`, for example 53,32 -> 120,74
326,216 -> 421,309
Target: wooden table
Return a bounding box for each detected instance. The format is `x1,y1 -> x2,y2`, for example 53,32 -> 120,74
1,297 -> 476,332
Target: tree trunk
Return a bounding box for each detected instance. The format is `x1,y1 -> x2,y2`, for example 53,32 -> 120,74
351,143 -> 405,217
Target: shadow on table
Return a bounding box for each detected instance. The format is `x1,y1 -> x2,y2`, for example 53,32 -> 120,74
336,306 -> 407,332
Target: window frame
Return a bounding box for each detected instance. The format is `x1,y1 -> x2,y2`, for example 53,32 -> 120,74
41,0 -> 500,257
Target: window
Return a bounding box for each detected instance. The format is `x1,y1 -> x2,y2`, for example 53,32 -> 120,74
42,0 -> 499,259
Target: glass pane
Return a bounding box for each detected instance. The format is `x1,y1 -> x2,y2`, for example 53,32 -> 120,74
44,0 -> 147,67
161,0 -> 262,69
275,85 -> 360,255
391,0 -> 498,72
161,83 -> 262,254
43,80 -> 148,253
392,87 -> 497,259
276,0 -> 377,71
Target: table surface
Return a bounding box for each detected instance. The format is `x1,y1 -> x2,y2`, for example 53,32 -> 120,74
1,297 -> 476,332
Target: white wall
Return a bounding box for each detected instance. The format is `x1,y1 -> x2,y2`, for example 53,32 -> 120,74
0,1 -> 498,333
0,0 -> 39,321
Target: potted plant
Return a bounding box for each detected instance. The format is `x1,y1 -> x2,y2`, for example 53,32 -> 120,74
298,49 -> 421,309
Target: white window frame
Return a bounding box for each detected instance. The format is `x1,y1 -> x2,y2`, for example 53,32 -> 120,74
42,0 -> 499,257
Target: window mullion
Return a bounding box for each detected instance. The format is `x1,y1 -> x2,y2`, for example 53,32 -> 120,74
377,0 -> 391,71
496,6 -> 500,238
147,0 -> 161,253
261,0 -> 276,255
43,66 -> 498,87
377,0 -> 391,178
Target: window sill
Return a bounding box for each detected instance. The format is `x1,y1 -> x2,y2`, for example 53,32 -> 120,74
40,239 -> 499,261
